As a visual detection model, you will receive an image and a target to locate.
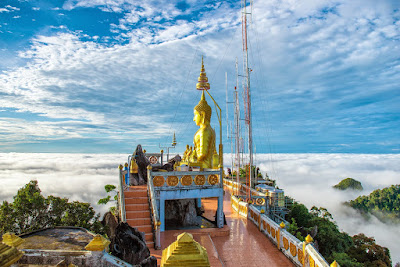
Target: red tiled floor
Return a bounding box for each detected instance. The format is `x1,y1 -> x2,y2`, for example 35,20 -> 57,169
150,190 -> 294,267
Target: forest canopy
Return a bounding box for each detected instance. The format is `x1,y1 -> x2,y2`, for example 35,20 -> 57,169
333,178 -> 363,191
286,202 -> 392,266
346,184 -> 400,222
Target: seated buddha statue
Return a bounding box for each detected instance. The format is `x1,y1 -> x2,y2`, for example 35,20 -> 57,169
192,91 -> 217,169
182,144 -> 190,162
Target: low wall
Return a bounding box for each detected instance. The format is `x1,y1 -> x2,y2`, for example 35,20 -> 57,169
17,250 -> 133,267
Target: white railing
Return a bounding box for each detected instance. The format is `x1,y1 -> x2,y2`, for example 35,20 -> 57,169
147,167 -> 161,249
118,165 -> 127,222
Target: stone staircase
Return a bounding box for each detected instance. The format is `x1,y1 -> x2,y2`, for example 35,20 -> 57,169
124,185 -> 154,249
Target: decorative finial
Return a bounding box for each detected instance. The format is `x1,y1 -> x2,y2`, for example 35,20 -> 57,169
305,234 -> 313,243
172,132 -> 177,147
280,221 -> 286,228
330,260 -> 339,267
196,56 -> 210,90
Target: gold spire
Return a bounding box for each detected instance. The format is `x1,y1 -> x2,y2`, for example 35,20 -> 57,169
172,132 -> 177,147
196,56 -> 210,90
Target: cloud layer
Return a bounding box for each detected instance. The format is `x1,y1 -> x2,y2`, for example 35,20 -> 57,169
1,153 -> 399,263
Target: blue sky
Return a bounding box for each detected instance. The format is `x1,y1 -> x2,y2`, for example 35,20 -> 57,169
0,0 -> 399,154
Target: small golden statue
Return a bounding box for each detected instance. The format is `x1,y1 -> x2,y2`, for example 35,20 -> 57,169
182,145 -> 190,162
189,146 -> 197,163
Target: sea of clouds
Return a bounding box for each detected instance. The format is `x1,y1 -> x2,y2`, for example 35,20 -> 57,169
0,153 -> 399,264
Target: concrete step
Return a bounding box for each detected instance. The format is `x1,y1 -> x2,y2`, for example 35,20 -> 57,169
146,241 -> 154,249
134,225 -> 152,233
125,203 -> 149,211
126,210 -> 150,219
125,197 -> 148,204
125,190 -> 148,198
127,218 -> 151,227
145,233 -> 154,242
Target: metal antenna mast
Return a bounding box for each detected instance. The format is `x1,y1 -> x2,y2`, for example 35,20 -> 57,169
235,58 -> 241,196
242,0 -> 253,195
225,72 -> 235,176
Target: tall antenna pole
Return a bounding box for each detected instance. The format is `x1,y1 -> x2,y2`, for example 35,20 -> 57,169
242,0 -> 253,195
225,72 -> 229,139
235,58 -> 241,196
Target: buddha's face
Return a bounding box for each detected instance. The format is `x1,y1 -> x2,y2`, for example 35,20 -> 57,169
193,110 -> 202,126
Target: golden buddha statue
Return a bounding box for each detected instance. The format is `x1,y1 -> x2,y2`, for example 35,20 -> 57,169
179,57 -> 219,170
193,90 -> 217,169
182,145 -> 190,162
189,146 -> 197,163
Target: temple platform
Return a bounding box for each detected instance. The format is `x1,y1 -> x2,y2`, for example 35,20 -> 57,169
149,191 -> 294,267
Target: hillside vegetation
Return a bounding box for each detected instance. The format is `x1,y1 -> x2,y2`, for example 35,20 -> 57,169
333,178 -> 363,191
346,184 -> 400,222
286,203 -> 391,266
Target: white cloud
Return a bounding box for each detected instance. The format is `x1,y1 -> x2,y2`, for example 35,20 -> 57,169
0,5 -> 20,12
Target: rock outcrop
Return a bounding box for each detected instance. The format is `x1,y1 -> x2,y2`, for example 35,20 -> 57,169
102,211 -> 119,241
165,199 -> 199,229
110,222 -> 156,267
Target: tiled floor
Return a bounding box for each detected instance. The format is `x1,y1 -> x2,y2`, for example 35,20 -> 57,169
150,191 -> 294,267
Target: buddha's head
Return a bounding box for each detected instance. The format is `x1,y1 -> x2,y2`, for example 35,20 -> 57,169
194,91 -> 212,126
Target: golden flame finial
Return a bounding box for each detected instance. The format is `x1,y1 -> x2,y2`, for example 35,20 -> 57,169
196,56 -> 210,90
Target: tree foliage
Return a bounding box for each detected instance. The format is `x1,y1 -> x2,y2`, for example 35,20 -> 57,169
286,202 -> 391,267
346,184 -> 400,222
0,180 -> 103,235
333,178 -> 363,191
347,234 -> 391,267
98,184 -> 118,215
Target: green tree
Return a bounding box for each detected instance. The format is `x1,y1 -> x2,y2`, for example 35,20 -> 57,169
98,184 -> 118,215
330,252 -> 363,267
287,202 -> 312,227
347,234 -> 391,267
0,180 -> 103,235
310,215 -> 353,258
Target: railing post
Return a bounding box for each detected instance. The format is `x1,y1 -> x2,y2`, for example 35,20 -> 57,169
124,162 -> 129,185
118,164 -> 126,222
155,221 -> 161,249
